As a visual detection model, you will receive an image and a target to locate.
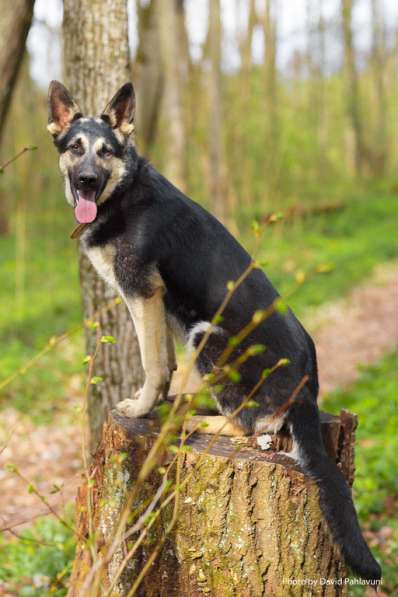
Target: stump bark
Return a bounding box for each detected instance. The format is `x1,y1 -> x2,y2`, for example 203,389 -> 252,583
68,409 -> 358,597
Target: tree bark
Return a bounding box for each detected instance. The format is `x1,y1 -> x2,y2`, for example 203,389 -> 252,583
263,0 -> 279,195
156,0 -> 187,190
68,409 -> 355,595
0,0 -> 35,235
240,0 -> 257,81
235,0 -> 258,208
0,0 -> 35,144
63,0 -> 144,450
370,0 -> 388,175
341,0 -> 367,177
134,0 -> 163,156
208,0 -> 229,224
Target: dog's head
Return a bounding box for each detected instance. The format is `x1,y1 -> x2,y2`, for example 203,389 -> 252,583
47,81 -> 135,223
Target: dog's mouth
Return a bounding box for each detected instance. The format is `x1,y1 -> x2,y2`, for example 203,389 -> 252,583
74,190 -> 98,224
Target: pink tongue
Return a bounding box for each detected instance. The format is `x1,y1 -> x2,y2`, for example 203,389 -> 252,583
75,192 -> 97,223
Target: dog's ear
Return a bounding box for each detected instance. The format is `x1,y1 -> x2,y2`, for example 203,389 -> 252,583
101,83 -> 135,137
47,81 -> 82,138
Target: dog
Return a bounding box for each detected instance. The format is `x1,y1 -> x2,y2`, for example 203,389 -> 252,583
47,80 -> 381,583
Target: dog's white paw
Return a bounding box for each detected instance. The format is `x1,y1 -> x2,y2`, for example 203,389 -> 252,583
116,398 -> 150,419
256,434 -> 273,451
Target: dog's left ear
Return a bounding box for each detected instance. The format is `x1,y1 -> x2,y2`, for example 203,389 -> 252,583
47,81 -> 82,138
101,83 -> 135,137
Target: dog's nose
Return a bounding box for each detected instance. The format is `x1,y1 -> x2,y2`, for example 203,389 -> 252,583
79,173 -> 98,186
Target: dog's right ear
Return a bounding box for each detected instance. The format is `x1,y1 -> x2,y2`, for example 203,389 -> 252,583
47,81 -> 82,138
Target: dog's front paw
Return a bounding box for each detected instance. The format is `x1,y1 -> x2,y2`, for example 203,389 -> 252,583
116,398 -> 151,419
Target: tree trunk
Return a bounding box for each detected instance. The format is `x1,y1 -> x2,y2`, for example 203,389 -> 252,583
305,0 -> 328,170
208,0 -> 229,224
0,0 -> 35,235
341,0 -> 367,177
68,409 -> 355,595
370,0 -> 388,175
156,0 -> 186,191
0,0 -> 35,144
236,0 -> 257,207
134,0 -> 163,156
63,0 -> 144,451
263,0 -> 279,195
239,0 -> 257,86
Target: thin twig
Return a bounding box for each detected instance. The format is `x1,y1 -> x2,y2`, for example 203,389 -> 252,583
0,146 -> 37,173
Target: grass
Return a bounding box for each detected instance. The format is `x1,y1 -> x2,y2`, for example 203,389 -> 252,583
254,190 -> 398,316
0,195 -> 83,422
323,351 -> 398,595
0,515 -> 75,596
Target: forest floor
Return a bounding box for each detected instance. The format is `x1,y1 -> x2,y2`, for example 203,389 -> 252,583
1,258 -> 397,532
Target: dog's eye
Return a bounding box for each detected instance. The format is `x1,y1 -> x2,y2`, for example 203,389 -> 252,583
69,142 -> 82,154
99,146 -> 113,158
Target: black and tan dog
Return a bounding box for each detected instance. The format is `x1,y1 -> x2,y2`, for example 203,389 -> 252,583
47,80 -> 381,583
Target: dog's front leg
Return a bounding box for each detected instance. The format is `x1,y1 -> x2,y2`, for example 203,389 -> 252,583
116,287 -> 171,418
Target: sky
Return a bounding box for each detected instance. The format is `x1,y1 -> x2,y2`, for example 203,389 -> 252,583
28,0 -> 398,88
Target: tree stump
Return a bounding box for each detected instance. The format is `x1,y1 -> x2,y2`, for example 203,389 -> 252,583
68,409 -> 358,597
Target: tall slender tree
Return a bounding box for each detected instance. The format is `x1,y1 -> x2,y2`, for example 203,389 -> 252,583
239,0 -> 257,84
370,0 -> 387,175
63,0 -> 144,450
208,0 -> 228,223
135,0 -> 163,156
341,0 -> 367,176
0,0 -> 35,235
156,0 -> 187,190
263,0 -> 279,192
306,0 -> 327,161
0,0 -> 35,143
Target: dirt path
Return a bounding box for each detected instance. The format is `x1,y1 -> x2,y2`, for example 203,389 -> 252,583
310,260 -> 398,396
1,260 -> 397,530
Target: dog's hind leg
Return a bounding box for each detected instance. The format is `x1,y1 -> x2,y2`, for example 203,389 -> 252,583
116,286 -> 171,418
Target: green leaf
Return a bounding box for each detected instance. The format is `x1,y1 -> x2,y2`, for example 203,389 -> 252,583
315,262 -> 335,274
251,219 -> 260,233
246,400 -> 260,409
225,367 -> 241,383
274,298 -> 288,314
226,280 -> 235,291
276,358 -> 290,368
90,376 -> 103,385
252,310 -> 265,324
100,335 -> 117,344
247,344 -> 266,356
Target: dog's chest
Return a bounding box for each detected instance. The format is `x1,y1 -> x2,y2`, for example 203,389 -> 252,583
85,244 -> 118,289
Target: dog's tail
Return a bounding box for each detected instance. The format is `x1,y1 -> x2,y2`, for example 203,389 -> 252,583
286,395 -> 381,583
